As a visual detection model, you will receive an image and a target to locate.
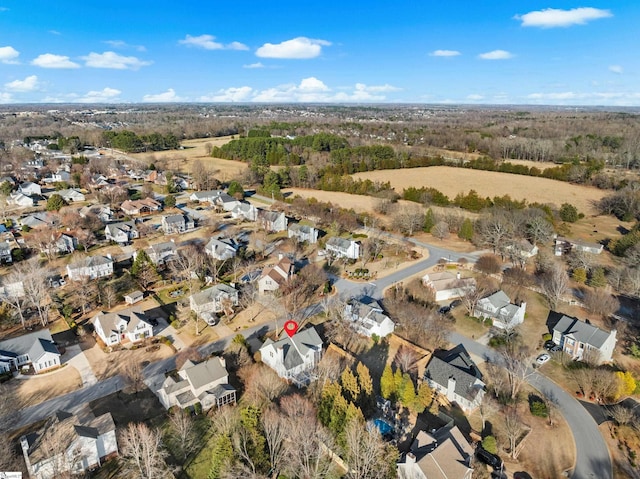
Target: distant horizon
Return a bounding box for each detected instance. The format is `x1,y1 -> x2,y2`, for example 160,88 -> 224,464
1,1 -> 638,106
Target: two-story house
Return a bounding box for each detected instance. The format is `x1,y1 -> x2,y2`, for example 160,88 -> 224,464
161,214 -> 195,234
92,308 -> 154,346
157,356 -> 236,411
205,237 -> 238,261
550,313 -> 616,364
20,410 -> 118,479
79,204 -> 112,223
422,271 -> 476,302
259,326 -> 323,386
19,181 -> 42,196
144,240 -> 177,266
326,237 -> 360,260
104,221 -> 139,245
55,188 -> 85,203
66,255 -> 114,281
258,256 -> 294,294
8,192 -> 34,208
41,232 -> 77,256
0,329 -> 61,374
288,223 -> 319,244
258,210 -> 288,232
0,240 -> 13,263
189,284 -> 239,324
474,290 -> 526,330
424,345 -> 485,412
231,203 -> 259,222
343,297 -> 395,338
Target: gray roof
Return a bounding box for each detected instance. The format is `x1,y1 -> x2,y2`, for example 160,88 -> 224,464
348,297 -> 391,326
261,326 -> 323,372
190,284 -> 238,306
147,241 -> 177,256
163,214 -> 186,224
92,308 -> 149,335
183,357 -> 229,391
105,221 -> 137,237
327,236 -> 353,249
0,329 -> 59,359
68,254 -> 113,270
424,345 -> 484,402
191,190 -> 223,200
289,223 -> 315,234
553,314 -> 613,348
259,210 -> 283,222
206,237 -> 237,255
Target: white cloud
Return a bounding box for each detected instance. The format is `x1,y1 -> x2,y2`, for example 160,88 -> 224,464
142,88 -> 184,102
82,51 -> 152,70
515,7 -> 612,28
48,30 -> 61,35
256,37 -> 331,59
78,87 -> 122,103
430,49 -> 461,57
0,46 -> 19,64
243,62 -> 265,69
526,91 -> 640,105
104,40 -> 146,52
31,53 -> 79,69
179,34 -> 248,51
609,65 -> 623,74
5,75 -> 39,92
478,50 -> 513,60
354,83 -> 401,93
467,94 -> 484,101
200,86 -> 254,102
0,92 -> 13,103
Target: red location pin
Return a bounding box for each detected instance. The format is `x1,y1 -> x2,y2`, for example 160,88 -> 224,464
283,320 -> 299,337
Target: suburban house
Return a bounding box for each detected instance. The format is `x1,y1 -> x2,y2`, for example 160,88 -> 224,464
504,238 -> 539,262
8,192 -> 34,207
554,236 -> 604,256
474,290 -> 526,330
397,425 -> 474,479
0,240 -> 13,263
343,297 -> 395,338
259,326 -> 323,386
422,271 -> 476,302
190,190 -> 240,211
205,237 -> 238,261
55,188 -> 85,203
120,198 -> 162,216
161,214 -> 195,234
20,212 -> 57,229
66,255 -> 114,281
326,237 -> 360,259
550,313 -> 617,364
258,210 -> 288,232
157,356 -> 236,411
20,410 -> 118,479
89,174 -> 110,189
424,345 -> 485,412
92,308 -> 154,346
19,181 -> 42,196
80,204 -> 112,223
41,232 -> 77,256
231,203 -> 258,222
104,221 -> 139,244
0,329 -> 61,374
258,256 -> 294,294
144,240 -> 177,266
190,190 -> 223,203
288,223 -> 319,244
43,169 -> 72,183
189,284 -> 239,323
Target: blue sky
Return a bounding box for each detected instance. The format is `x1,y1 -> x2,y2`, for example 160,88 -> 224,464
0,1 -> 637,105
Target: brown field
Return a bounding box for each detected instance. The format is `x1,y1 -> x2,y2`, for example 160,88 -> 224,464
505,159 -> 560,170
284,187 -> 382,213
352,166 -> 608,215
129,136 -> 248,180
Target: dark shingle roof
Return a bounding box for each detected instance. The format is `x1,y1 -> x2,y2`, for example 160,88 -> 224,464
424,345 -> 484,402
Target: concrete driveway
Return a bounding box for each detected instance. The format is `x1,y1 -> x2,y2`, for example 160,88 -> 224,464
64,344 -> 98,387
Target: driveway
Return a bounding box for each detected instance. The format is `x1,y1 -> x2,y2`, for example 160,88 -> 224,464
64,344 -> 98,387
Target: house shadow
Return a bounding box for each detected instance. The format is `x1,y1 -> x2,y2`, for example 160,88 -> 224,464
545,310 -> 564,333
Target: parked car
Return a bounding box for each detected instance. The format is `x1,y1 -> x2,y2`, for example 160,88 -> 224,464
544,340 -> 561,352
536,353 -> 550,365
438,305 -> 451,315
449,299 -> 462,309
476,447 -> 503,469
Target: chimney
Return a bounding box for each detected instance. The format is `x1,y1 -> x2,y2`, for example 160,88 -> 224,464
278,253 -> 284,261
456,272 -> 461,280
447,376 -> 456,396
405,452 -> 416,464
106,253 -> 112,260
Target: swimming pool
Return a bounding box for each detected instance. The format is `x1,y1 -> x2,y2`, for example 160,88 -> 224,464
373,418 -> 394,435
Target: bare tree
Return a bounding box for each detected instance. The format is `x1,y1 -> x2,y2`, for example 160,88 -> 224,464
119,422 -> 169,479
75,228 -> 96,253
30,225 -> 58,260
500,343 -> 536,401
583,288 -> 620,318
241,364 -> 288,407
478,394 -> 500,432
175,347 -> 203,370
344,419 -> 393,479
167,409 -> 197,461
101,284 -> 118,309
432,220 -> 450,240
2,272 -> 27,327
608,404 -> 636,426
392,204 -> 424,236
72,274 -> 98,316
393,345 -> 418,375
501,407 -> 526,459
540,264 -> 569,310
20,259 -> 53,327
261,407 -> 288,478
123,360 -> 145,394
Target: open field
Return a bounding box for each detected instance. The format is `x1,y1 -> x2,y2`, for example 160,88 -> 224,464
352,166 -> 608,215
129,136 -> 247,180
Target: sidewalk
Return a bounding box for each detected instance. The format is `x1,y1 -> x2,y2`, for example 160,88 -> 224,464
65,344 -> 98,387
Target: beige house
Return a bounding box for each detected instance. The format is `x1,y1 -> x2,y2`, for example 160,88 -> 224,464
258,257 -> 294,294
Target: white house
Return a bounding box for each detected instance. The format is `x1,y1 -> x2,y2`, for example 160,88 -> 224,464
41,233 -> 77,256
20,212 -> 56,229
43,170 -> 72,184
0,240 -> 13,263
343,297 -> 395,338
21,410 -> 118,479
105,221 -> 139,244
551,313 -> 617,364
260,327 -> 323,386
258,257 -> 294,294
92,308 -> 154,346
258,210 -> 288,232
190,190 -> 223,203
326,237 -> 360,260
189,284 -> 239,323
19,181 -> 42,196
422,271 -> 476,302
288,223 -> 319,244
144,240 -> 177,266
66,255 -> 114,281
0,329 -> 61,374
157,356 -> 236,411
474,290 -> 526,330
205,237 -> 237,261
397,426 -> 474,479
424,345 -> 485,412
161,214 -> 195,234
231,203 -> 258,222
79,204 -> 112,223
124,290 -> 144,305
554,236 -> 604,256
55,188 -> 85,203
8,192 -> 34,208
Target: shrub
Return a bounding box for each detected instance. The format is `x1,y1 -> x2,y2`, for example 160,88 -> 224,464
482,435 -> 498,454
193,402 -> 203,415
542,333 -> 552,342
559,203 -> 580,223
530,400 -> 548,417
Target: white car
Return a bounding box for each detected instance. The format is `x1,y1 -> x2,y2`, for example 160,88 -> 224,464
536,353 -> 550,365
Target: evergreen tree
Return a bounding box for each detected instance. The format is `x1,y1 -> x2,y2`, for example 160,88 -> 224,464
356,362 -> 373,397
380,365 -> 395,399
572,268 -> 587,283
399,373 -> 416,409
458,218 -> 474,241
164,194 -> 176,208
588,267 -> 606,288
46,193 -> 66,211
415,383 -> 433,414
207,434 -> 233,479
341,368 -> 360,403
423,208 -> 435,233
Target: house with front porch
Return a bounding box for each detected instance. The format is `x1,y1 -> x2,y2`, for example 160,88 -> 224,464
161,214 -> 195,234
474,290 -> 526,330
288,223 -> 319,244
554,236 -> 604,256
157,356 -> 236,411
231,203 -> 258,222
422,271 -> 476,302
0,329 -> 61,374
551,313 -> 616,364
258,210 -> 288,232
205,237 -> 237,261
326,237 -> 360,260
189,284 -> 239,320
343,297 -> 395,338
92,308 -> 154,346
258,256 -> 294,294
105,221 -> 139,245
66,255 -> 114,281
